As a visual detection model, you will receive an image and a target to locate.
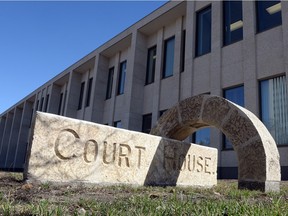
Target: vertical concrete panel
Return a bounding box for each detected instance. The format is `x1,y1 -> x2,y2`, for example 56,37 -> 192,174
14,101 -> 34,171
281,2 -> 288,84
185,1 -> 195,97
65,71 -> 82,118
5,107 -> 23,170
0,116 -> 6,145
124,31 -> 147,131
91,54 -> 109,124
152,28 -> 164,125
242,1 -> 258,115
0,112 -> 13,170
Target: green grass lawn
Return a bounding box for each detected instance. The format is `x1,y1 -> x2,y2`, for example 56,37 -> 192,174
0,173 -> 288,215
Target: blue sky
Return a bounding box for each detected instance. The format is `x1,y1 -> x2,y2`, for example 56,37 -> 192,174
0,1 -> 166,114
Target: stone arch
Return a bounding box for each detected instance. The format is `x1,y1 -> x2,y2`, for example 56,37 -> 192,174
150,95 -> 280,192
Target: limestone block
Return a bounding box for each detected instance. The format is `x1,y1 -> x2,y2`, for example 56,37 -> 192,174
24,112 -> 218,188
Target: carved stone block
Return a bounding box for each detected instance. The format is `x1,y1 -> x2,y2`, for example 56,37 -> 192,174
24,112 -> 218,188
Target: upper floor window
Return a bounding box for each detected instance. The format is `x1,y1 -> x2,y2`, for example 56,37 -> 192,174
106,67 -> 114,99
78,82 -> 85,110
162,36 -> 175,78
256,1 -> 282,33
58,93 -> 63,115
142,113 -> 152,134
85,78 -> 93,107
223,85 -> 244,149
146,46 -> 157,85
260,76 -> 288,145
180,30 -> 186,72
195,6 -> 211,57
117,61 -> 126,95
223,1 -> 243,46
193,128 -> 211,146
44,94 -> 50,112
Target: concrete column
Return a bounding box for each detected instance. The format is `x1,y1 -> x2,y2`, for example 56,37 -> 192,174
281,1 -> 288,83
174,17 -> 184,102
0,116 -> 6,145
14,101 -> 34,171
49,84 -> 61,114
151,28 -> 164,126
243,1 -> 258,116
0,112 -> 13,169
91,54 -> 109,124
5,107 -> 23,170
110,53 -> 120,125
185,1 -> 195,97
124,30 -> 147,131
65,71 -> 82,118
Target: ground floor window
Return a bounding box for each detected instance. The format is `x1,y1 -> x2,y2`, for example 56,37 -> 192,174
260,76 -> 288,145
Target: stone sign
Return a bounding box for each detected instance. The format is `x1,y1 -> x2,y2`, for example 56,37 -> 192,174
24,112 -> 217,188
150,95 -> 281,192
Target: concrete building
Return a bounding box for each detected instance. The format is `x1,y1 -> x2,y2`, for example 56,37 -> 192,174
1,1 -> 288,179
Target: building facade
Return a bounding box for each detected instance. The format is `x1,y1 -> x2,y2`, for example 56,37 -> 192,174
1,1 -> 288,179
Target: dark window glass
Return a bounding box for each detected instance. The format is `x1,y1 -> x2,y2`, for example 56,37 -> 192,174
114,121 -> 122,128
44,94 -> 49,112
58,93 -> 63,115
223,1 -> 243,46
36,100 -> 39,111
193,128 -> 211,146
223,85 -> 244,149
78,82 -> 85,110
195,6 -> 211,57
159,109 -> 167,118
142,114 -> 152,134
40,97 -> 44,111
85,78 -> 93,107
260,76 -> 288,145
146,46 -> 157,85
180,30 -> 186,72
256,1 -> 282,33
117,61 -> 126,95
163,36 -> 175,78
106,67 -> 114,99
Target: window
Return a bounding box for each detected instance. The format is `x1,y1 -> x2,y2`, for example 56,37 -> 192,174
260,76 -> 288,145
85,78 -> 93,107
117,61 -> 126,95
62,90 -> 67,115
195,6 -> 211,57
180,30 -> 186,72
40,97 -> 44,111
145,46 -> 157,85
106,67 -> 114,99
223,85 -> 244,149
163,37 -> 175,78
36,100 -> 39,111
44,94 -> 49,112
193,128 -> 211,146
58,93 -> 63,115
223,1 -> 243,46
159,109 -> 167,118
114,121 -> 122,128
142,114 -> 152,134
256,1 -> 282,33
78,82 -> 85,110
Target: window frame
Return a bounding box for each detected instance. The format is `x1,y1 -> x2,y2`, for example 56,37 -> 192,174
223,0 -> 243,46
256,1 -> 282,33
117,61 -> 127,95
145,46 -> 157,85
195,5 -> 212,57
162,36 -> 175,79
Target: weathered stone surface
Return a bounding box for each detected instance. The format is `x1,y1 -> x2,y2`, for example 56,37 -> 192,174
150,95 -> 281,192
24,112 -> 217,188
